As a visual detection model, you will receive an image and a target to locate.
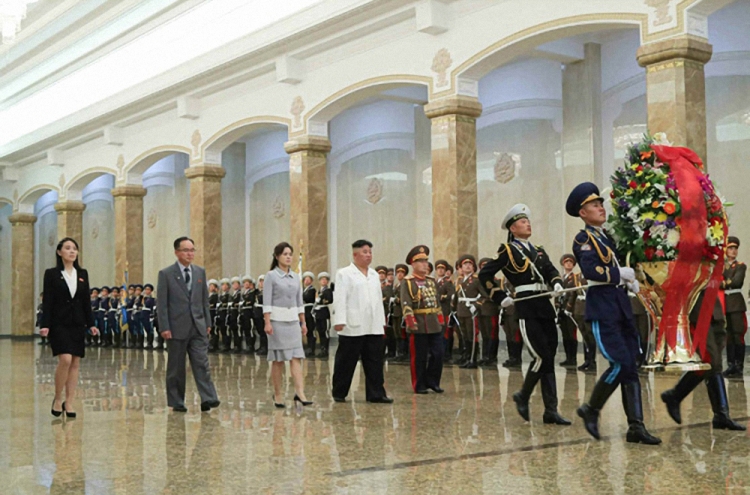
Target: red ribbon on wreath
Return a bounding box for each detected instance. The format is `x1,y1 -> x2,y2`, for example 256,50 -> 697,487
651,145 -> 724,359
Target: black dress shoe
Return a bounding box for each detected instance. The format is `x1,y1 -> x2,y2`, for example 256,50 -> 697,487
332,396 -> 347,403
543,411 -> 572,425
415,388 -> 429,394
201,400 -> 221,412
428,386 -> 444,394
626,423 -> 662,445
367,396 -> 394,403
577,404 -> 601,440
172,406 -> 188,413
294,394 -> 313,406
512,392 -> 530,422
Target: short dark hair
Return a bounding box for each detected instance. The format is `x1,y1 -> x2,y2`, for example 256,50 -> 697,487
173,236 -> 194,250
351,239 -> 373,249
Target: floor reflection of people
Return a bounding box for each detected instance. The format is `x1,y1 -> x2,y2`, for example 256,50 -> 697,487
50,421 -> 85,495
163,415 -> 224,494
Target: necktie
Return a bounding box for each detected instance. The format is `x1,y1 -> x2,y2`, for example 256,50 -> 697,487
184,267 -> 191,285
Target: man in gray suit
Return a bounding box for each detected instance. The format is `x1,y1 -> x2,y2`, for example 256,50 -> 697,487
158,236 -> 220,413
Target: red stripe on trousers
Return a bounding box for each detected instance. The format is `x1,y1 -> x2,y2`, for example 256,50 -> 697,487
409,334 -> 417,392
742,313 -> 748,344
491,316 -> 499,339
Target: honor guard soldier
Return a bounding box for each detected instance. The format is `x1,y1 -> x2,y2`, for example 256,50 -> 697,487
302,271 -> 318,357
109,287 -> 122,348
229,277 -> 243,353
240,275 -> 256,354
254,275 -> 268,355
376,266 -> 390,341
217,278 -> 232,352
401,246 -> 445,394
383,268 -> 398,358
36,293 -> 46,346
207,279 -> 220,352
98,286 -> 111,347
660,289 -> 746,430
478,258 -> 501,367
89,287 -> 100,347
315,272 -> 333,358
478,204 -> 570,425
558,255 -> 579,368
453,255 -> 482,369
125,285 -> 136,348
723,236 -> 746,377
392,264 -> 408,361
435,260 -> 456,363
566,183 -> 660,444
132,284 -> 145,349
498,278 -> 522,368
141,284 -> 156,350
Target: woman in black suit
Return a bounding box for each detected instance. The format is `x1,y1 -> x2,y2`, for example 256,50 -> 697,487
39,237 -> 98,418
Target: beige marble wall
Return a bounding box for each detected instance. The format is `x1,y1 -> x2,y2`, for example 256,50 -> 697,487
112,186 -> 146,285
424,96 -> 482,264
562,43 -> 602,247
335,149 -> 419,268
82,199 -> 115,287
143,177 -> 190,284
637,36 -> 713,163
186,166 -> 225,280
0,205 -> 13,334
54,201 -> 86,263
221,142 -> 247,278
249,173 -> 290,278
11,213 -> 37,336
285,136 -> 331,277
476,120 -> 564,260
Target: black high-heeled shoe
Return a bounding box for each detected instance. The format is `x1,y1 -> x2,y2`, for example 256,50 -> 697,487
62,402 -> 76,419
294,394 -> 313,406
51,399 -> 62,417
272,395 -> 285,409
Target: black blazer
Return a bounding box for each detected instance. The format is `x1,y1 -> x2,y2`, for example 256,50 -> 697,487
40,267 -> 95,329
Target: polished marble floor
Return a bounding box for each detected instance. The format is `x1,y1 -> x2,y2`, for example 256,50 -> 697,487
0,340 -> 748,494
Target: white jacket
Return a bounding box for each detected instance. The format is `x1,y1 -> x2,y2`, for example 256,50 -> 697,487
332,263 -> 385,337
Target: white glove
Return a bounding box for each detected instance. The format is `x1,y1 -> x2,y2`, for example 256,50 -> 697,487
552,283 -> 564,298
469,304 -> 478,317
619,267 -> 635,283
627,280 -> 640,294
501,297 -> 514,309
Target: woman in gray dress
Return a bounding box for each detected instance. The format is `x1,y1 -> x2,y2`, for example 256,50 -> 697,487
264,242 -> 312,407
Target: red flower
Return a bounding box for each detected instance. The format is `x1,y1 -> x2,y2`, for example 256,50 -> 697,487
636,165 -> 643,172
610,191 -> 615,199
709,195 -> 722,213
628,180 -> 637,189
642,230 -> 651,240
645,246 -> 656,260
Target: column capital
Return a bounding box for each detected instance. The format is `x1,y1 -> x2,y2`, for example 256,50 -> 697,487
284,135 -> 332,155
111,185 -> 147,198
8,213 -> 37,225
636,36 -> 713,67
184,165 -> 226,182
54,200 -> 86,213
424,95 -> 482,120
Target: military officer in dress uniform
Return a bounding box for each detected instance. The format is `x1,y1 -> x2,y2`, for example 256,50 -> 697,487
315,272 -> 334,358
89,287 -> 100,347
254,275 -> 268,355
229,276 -> 243,353
558,255 -> 579,368
383,268 -> 397,358
98,286 -> 110,347
125,284 -> 136,348
566,183 -> 660,444
108,287 -> 121,348
478,257 -> 501,367
240,275 -> 256,354
498,277 -> 523,368
141,284 -> 156,350
453,255 -> 482,369
392,264 -> 408,362
723,236 -> 746,377
302,271 -> 318,357
401,245 -> 445,394
217,278 -> 231,353
435,260 -> 456,363
131,284 -> 144,349
36,293 -> 46,346
660,290 -> 746,430
207,279 -> 220,352
478,205 -> 570,425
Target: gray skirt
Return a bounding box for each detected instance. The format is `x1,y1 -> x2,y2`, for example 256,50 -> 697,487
267,320 -> 305,362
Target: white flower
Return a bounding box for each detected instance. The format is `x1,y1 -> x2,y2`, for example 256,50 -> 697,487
650,224 -> 667,239
653,132 -> 672,146
666,229 -> 680,247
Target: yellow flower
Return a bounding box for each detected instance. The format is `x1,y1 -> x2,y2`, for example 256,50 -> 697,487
641,212 -> 656,220
656,213 -> 667,222
709,223 -> 724,240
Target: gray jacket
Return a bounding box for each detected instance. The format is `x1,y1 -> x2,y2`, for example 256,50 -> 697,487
157,262 -> 212,339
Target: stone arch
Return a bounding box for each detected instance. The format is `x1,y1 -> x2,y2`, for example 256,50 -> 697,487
18,184 -> 58,212
124,145 -> 191,182
202,117 -> 290,163
0,197 -> 12,206
64,168 -> 117,201
300,76 -> 431,136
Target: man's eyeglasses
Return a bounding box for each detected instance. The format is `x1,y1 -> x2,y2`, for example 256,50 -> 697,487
178,248 -> 197,253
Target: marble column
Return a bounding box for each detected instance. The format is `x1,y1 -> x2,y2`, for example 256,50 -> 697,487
423,95 -> 482,263
54,201 -> 86,263
185,166 -> 226,279
9,213 -> 37,336
636,36 -> 713,163
111,186 -> 146,285
284,136 -> 331,276
562,42 -> 602,245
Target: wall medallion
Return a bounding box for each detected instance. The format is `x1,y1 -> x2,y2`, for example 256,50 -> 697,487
365,178 -> 384,205
272,195 -> 285,219
291,96 -> 305,129
116,154 -> 125,182
645,0 -> 672,27
191,130 -> 202,157
147,208 -> 158,229
91,221 -> 100,240
493,152 -> 519,184
431,48 -> 453,88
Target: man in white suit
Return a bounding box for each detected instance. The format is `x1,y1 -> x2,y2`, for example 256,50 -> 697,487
158,236 -> 220,413
331,239 -> 393,403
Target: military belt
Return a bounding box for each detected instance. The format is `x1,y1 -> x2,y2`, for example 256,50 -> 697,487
413,308 -> 440,315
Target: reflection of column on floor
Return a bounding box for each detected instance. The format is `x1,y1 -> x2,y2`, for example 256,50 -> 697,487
10,213 -> 37,336
285,135 -> 331,276
11,343 -> 35,467
562,42 -> 602,245
54,201 -> 86,263
424,95 -> 482,264
185,166 -> 226,280
112,186 -> 146,285
637,36 -> 713,163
